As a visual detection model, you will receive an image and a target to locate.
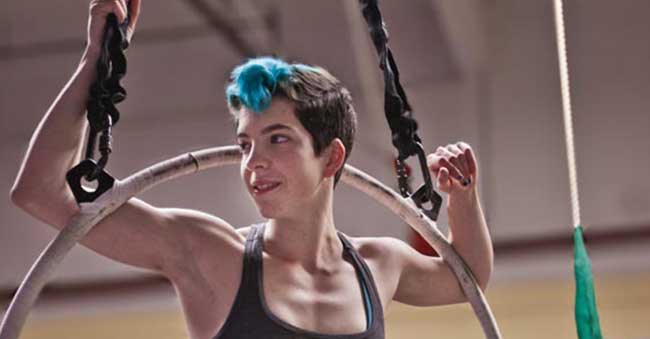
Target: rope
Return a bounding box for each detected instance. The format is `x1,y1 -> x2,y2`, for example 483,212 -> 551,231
0,146 -> 500,339
552,0 -> 581,228
553,3 -> 604,338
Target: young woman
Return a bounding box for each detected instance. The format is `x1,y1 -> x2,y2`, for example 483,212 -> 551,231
10,1 -> 493,338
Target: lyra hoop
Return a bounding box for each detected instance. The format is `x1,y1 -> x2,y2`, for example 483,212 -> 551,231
0,145 -> 501,339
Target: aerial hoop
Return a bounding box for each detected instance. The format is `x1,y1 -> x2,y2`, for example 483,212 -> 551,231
0,145 -> 501,339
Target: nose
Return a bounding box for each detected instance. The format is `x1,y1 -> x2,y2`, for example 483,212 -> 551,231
243,145 -> 270,171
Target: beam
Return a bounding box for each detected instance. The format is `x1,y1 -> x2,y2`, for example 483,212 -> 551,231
183,0 -> 272,58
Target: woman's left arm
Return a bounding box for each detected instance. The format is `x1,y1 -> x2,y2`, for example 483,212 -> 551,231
427,142 -> 493,290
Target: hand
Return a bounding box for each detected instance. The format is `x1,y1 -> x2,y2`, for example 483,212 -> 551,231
427,142 -> 478,195
87,0 -> 141,51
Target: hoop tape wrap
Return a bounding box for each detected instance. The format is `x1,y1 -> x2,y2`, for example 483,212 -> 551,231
0,145 -> 500,339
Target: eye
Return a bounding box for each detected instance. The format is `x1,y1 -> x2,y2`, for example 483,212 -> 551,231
270,134 -> 289,144
237,140 -> 251,152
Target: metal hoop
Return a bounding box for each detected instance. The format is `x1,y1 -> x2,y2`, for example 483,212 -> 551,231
0,145 -> 501,339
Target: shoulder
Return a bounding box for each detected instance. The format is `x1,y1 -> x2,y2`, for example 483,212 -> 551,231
342,234 -> 410,263
164,208 -> 246,247
162,209 -> 248,281
338,234 -> 414,280
339,234 -> 413,307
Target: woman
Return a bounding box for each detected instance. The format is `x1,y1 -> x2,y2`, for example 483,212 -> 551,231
10,1 -> 493,338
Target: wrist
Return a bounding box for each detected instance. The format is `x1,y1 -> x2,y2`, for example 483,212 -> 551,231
82,44 -> 102,62
448,186 -> 479,209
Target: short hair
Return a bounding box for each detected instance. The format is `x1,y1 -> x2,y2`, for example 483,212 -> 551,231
226,57 -> 357,186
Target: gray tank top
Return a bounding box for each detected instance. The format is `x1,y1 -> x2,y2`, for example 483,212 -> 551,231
214,223 -> 385,338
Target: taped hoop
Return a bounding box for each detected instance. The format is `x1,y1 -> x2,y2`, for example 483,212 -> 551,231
0,145 -> 501,339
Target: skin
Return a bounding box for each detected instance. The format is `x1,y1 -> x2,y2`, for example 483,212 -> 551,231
10,1 -> 493,338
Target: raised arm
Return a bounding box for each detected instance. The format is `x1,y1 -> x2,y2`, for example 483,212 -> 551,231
9,0 -> 243,280
392,142 -> 493,306
11,0 -> 139,227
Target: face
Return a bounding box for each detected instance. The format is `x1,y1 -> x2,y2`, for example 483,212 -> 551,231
235,98 -> 330,219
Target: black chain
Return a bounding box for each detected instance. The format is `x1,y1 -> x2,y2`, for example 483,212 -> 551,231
358,0 -> 442,220
66,10 -> 130,204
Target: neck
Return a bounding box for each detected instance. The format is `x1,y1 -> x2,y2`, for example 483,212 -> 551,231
262,185 -> 344,274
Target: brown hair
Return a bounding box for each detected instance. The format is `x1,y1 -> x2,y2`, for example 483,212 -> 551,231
227,61 -> 357,186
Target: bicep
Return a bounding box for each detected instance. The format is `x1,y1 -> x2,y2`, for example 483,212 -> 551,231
392,239 -> 466,306
81,198 -> 240,277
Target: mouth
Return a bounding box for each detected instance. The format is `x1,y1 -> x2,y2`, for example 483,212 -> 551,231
252,182 -> 281,195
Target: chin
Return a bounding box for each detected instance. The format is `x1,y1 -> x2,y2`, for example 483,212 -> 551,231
259,209 -> 274,219
255,203 -> 280,219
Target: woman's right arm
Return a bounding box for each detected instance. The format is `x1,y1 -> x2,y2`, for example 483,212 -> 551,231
10,0 -> 128,226
10,0 -> 243,279
11,0 -> 134,225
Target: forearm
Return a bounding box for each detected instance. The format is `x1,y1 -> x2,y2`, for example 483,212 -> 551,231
12,47 -> 101,201
447,187 -> 493,290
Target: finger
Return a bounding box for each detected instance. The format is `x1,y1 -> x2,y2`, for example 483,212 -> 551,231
118,0 -> 127,15
457,142 -> 477,177
427,152 -> 442,174
427,147 -> 445,176
429,146 -> 466,182
90,0 -> 125,22
113,0 -> 128,24
448,143 -> 472,186
427,148 -> 447,172
127,0 -> 141,31
446,143 -> 463,156
447,144 -> 470,178
436,148 -> 465,183
437,167 -> 452,193
439,157 -> 465,186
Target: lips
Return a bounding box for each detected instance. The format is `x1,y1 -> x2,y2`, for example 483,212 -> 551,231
251,180 -> 281,195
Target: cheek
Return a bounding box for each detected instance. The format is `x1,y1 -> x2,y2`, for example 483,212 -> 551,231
294,157 -> 323,183
240,163 -> 249,182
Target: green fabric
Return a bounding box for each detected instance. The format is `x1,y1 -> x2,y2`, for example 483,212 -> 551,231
573,226 -> 603,339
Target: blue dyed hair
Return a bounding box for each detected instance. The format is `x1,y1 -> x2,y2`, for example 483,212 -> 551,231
226,57 -> 317,113
225,56 -> 357,187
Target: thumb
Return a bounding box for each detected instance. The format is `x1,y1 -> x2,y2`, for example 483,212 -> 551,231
126,0 -> 141,42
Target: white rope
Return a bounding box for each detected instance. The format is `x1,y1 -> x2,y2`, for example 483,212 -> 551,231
1,146 -> 501,339
553,0 -> 582,228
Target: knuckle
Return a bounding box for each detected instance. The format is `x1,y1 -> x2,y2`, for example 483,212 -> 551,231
90,1 -> 117,15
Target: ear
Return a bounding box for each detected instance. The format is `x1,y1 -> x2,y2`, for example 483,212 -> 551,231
322,138 -> 346,178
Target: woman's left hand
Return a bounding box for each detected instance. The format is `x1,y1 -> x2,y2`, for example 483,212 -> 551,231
427,142 -> 478,195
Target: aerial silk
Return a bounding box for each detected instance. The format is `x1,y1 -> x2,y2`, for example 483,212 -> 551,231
552,0 -> 603,337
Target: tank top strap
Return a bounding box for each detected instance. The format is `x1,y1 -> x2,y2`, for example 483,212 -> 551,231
337,232 -> 385,326
239,222 -> 265,300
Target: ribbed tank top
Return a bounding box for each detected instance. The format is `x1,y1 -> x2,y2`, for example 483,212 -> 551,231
213,223 -> 385,339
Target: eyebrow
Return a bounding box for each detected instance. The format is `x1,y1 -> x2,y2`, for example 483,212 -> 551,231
237,123 -> 294,138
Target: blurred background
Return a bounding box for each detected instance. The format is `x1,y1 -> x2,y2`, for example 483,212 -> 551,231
1,0 -> 649,338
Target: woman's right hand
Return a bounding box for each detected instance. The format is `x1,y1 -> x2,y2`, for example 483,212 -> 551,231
87,0 -> 141,52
